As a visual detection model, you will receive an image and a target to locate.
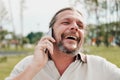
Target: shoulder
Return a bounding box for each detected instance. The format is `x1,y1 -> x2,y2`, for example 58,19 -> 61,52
86,54 -> 119,69
86,55 -> 120,79
17,55 -> 33,64
5,55 -> 34,79
86,55 -> 110,65
87,55 -> 106,62
14,55 -> 34,70
20,55 -> 33,62
79,53 -> 105,63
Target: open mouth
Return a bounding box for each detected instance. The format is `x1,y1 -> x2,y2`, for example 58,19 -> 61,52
65,35 -> 79,41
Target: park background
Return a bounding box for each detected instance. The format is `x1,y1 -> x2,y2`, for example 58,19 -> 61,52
0,0 -> 120,80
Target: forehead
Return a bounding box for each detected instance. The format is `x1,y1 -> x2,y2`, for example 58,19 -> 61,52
56,10 -> 84,23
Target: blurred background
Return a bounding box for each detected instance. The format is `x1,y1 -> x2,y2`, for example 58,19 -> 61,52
0,0 -> 120,80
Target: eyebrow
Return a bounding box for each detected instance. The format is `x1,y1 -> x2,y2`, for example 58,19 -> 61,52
62,17 -> 84,24
61,18 -> 71,21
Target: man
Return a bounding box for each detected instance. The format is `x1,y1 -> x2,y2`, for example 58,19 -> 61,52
6,7 -> 120,80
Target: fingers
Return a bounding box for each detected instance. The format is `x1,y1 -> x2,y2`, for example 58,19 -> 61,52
42,39 -> 54,55
36,36 -> 56,55
40,36 -> 56,43
32,36 -> 55,68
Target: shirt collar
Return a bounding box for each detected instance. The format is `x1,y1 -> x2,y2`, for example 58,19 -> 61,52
75,53 -> 87,63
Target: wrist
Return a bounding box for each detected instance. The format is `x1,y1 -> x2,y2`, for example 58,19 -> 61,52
28,61 -> 43,73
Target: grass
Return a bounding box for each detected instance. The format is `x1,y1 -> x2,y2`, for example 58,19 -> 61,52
84,46 -> 120,67
0,55 -> 27,80
0,46 -> 120,80
0,47 -> 34,52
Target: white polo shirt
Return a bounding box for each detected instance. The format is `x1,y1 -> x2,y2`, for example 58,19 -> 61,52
5,54 -> 120,80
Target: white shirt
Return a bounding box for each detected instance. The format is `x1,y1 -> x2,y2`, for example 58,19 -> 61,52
5,54 -> 120,80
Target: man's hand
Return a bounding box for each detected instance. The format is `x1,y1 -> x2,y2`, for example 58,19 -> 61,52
32,36 -> 55,68
13,36 -> 55,80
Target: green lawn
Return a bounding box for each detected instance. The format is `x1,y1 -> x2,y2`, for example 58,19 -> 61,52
0,46 -> 120,80
85,46 -> 120,67
0,55 -> 27,80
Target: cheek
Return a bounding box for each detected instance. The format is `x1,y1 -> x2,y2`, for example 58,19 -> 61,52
53,28 -> 63,42
79,30 -> 85,38
53,25 -> 69,42
78,30 -> 85,47
81,31 -> 84,38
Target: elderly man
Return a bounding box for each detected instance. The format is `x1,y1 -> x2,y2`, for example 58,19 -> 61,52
6,7 -> 120,80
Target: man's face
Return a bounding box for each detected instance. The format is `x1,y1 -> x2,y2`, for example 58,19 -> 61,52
53,10 -> 85,54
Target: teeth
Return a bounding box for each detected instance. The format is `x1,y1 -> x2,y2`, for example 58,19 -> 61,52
65,35 -> 77,40
70,36 -> 77,39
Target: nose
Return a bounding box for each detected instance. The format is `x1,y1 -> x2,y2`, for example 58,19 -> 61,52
69,22 -> 79,31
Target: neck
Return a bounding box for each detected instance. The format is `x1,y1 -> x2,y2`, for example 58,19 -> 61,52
51,48 -> 75,75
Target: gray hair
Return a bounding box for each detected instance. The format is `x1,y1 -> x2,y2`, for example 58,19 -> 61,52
49,7 -> 83,28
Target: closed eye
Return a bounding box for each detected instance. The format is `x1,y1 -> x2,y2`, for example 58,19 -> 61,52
62,22 -> 70,25
77,23 -> 84,29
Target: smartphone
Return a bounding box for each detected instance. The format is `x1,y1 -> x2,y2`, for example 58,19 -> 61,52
45,28 -> 53,55
46,28 -> 53,38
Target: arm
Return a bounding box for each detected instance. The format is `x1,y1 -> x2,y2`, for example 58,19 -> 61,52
6,36 -> 55,80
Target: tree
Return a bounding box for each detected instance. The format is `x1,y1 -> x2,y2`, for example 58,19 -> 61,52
0,30 -> 8,41
26,32 -> 43,44
71,0 -> 120,47
0,0 -> 7,25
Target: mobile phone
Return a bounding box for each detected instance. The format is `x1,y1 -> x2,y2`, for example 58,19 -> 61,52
46,28 -> 53,38
45,28 -> 53,55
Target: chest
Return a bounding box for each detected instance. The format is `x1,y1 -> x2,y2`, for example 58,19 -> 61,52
32,60 -> 108,80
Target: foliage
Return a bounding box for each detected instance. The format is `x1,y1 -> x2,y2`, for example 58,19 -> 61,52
26,31 -> 44,44
0,0 -> 7,23
0,30 -> 8,41
22,37 -> 29,44
71,0 -> 120,47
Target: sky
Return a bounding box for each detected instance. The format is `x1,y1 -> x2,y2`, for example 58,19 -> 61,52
1,0 -> 118,37
2,0 -> 73,36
